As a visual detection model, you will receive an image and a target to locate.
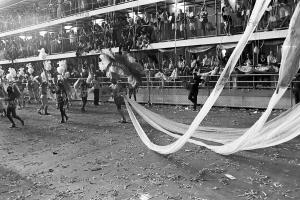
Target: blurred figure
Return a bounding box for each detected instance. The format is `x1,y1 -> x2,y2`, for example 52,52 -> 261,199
92,75 -> 100,106
5,85 -> 24,128
52,80 -> 69,123
188,73 -> 203,111
128,84 -> 138,101
109,78 -> 126,123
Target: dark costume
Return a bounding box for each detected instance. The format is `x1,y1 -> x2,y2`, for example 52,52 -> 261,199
188,74 -> 203,111
5,85 -> 24,128
109,81 -> 126,123
53,82 -> 69,123
293,72 -> 300,104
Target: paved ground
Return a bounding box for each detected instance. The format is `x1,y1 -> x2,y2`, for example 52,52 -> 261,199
0,101 -> 299,200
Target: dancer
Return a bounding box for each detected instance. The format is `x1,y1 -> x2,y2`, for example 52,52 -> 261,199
109,78 -> 126,123
293,71 -> 300,104
92,75 -> 100,106
5,85 -> 24,128
0,81 -> 6,117
15,76 -> 25,109
128,83 -> 138,101
53,80 -> 69,123
38,81 -> 50,115
74,78 -> 89,112
188,73 -> 205,111
61,72 -> 72,109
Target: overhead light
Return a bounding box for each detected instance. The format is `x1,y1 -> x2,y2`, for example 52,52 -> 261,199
19,35 -> 32,40
222,49 -> 227,57
94,19 -> 104,25
71,27 -> 78,32
64,25 -> 73,30
128,12 -> 134,18
39,31 -> 48,36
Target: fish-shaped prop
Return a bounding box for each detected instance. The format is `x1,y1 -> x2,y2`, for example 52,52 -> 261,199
98,49 -> 144,87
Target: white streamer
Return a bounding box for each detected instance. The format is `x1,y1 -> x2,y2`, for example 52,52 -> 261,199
125,2 -> 300,155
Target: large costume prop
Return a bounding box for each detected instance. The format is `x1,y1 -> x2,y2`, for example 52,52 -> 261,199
99,49 -> 144,87
113,1 -> 300,155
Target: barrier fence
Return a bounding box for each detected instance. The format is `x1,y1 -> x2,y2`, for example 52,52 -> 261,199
65,73 -> 298,109
17,73 -> 298,109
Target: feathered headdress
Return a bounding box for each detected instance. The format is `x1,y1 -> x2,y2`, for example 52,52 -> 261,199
98,49 -> 144,87
26,63 -> 34,75
38,48 -> 48,60
43,60 -> 52,71
57,60 -> 67,75
0,66 -> 4,77
6,67 -> 17,82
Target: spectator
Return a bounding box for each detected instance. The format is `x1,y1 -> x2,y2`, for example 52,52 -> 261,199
190,54 -> 197,72
170,12 -> 176,38
176,9 -> 185,38
57,0 -> 65,18
258,54 -> 267,65
198,5 -> 208,36
222,3 -> 233,35
202,54 -> 211,72
267,51 -> 277,66
150,13 -> 158,42
244,53 -> 252,65
188,7 -> 196,37
177,55 -> 185,72
279,2 -> 291,28
155,69 -> 167,87
48,0 -> 57,19
160,10 -> 169,40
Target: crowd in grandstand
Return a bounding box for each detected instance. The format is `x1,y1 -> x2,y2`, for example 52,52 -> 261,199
0,0 -> 295,75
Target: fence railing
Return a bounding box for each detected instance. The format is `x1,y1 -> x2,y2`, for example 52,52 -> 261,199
67,73 -> 298,90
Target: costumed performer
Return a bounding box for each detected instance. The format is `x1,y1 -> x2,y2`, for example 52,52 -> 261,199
109,78 -> 127,123
5,72 -> 24,128
0,81 -> 6,117
74,77 -> 89,112
52,79 -> 69,123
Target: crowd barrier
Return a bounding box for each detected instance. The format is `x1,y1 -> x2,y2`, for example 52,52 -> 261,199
57,73 -> 297,109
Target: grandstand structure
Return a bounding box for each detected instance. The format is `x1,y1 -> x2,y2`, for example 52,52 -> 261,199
0,0 -> 295,108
